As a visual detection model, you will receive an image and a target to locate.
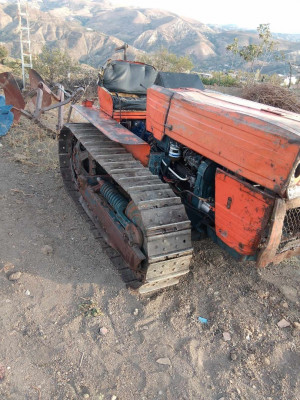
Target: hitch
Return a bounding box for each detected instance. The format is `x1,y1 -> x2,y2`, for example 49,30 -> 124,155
0,68 -> 84,133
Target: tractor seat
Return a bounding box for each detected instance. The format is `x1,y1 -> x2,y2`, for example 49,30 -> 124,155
111,93 -> 147,111
99,60 -> 157,111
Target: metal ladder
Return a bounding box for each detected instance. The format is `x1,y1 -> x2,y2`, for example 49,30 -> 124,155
17,0 -> 33,89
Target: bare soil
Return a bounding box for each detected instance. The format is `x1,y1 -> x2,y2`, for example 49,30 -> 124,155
0,119 -> 299,400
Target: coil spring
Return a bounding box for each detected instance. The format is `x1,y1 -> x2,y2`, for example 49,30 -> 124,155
99,181 -> 128,213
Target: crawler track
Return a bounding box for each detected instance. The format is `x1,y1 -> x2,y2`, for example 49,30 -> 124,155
59,123 -> 193,294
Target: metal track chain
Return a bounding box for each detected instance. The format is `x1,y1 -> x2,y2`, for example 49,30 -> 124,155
59,123 -> 193,294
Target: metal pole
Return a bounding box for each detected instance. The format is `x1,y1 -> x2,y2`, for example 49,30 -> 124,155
17,0 -> 33,90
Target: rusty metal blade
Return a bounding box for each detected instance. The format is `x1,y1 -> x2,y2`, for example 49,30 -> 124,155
0,72 -> 25,123
29,69 -> 52,107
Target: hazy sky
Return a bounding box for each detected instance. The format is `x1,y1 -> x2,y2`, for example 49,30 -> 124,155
110,0 -> 300,34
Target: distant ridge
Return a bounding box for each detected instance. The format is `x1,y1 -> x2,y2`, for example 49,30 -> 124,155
0,0 -> 299,73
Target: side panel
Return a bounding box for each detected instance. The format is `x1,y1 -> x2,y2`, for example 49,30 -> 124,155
146,86 -> 300,195
98,86 -> 113,117
98,87 -> 147,121
215,170 -> 275,255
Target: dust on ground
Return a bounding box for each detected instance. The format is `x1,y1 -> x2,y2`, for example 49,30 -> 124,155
0,117 -> 299,400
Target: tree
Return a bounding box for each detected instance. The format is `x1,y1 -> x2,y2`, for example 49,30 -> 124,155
138,48 -> 194,73
226,24 -> 283,75
33,46 -> 81,83
0,45 -> 8,64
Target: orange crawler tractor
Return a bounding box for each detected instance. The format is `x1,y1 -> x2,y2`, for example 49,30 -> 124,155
59,58 -> 300,294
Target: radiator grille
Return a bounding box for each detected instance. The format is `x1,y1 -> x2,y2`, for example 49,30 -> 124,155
282,207 -> 300,239
278,207 -> 300,253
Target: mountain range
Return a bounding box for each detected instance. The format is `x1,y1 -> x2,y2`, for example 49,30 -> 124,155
0,0 -> 300,74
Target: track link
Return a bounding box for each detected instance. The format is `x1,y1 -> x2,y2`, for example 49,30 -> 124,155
59,123 -> 193,294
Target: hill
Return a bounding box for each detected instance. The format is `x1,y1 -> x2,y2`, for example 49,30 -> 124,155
0,0 -> 299,73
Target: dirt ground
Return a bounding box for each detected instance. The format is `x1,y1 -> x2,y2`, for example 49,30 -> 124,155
0,117 -> 300,400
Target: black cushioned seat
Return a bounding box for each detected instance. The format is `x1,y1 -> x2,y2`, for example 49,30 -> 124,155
99,60 -> 157,111
112,95 -> 147,111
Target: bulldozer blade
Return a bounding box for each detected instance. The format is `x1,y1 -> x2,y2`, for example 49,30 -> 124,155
29,69 -> 52,107
0,72 -> 25,123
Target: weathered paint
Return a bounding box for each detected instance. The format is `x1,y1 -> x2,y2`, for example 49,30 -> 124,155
215,170 -> 275,255
0,72 -> 25,123
98,86 -> 147,121
146,86 -> 300,196
29,69 -> 52,107
72,105 -> 150,166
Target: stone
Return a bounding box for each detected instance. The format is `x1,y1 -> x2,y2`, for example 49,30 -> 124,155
264,357 -> 271,366
0,365 -> 5,380
156,357 -> 171,366
3,262 -> 14,273
277,319 -> 290,328
111,396 -> 117,400
293,321 -> 300,330
223,332 -> 231,341
8,271 -> 21,281
133,308 -> 139,316
41,245 -> 53,255
99,327 -> 108,336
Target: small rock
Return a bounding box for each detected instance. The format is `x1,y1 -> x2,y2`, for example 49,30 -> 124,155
48,198 -> 54,204
293,322 -> 300,330
282,302 -> 289,309
158,390 -> 163,395
156,357 -> 171,366
264,357 -> 271,366
83,395 -> 89,399
0,365 -> 5,380
0,143 -> 3,148
133,308 -> 139,316
111,396 -> 117,400
3,262 -> 14,273
41,245 -> 53,255
277,318 -> 290,328
25,290 -> 31,296
14,153 -> 28,162
230,350 -> 238,361
141,325 -> 149,330
258,290 -> 269,299
8,271 -> 22,281
223,332 -> 231,341
99,327 -> 108,336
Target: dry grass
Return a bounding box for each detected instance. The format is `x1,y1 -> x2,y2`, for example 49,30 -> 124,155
242,83 -> 300,113
3,116 -> 59,171
1,90 -> 93,172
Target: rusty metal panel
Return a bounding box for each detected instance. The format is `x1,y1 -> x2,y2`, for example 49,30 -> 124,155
73,104 -> 148,145
146,86 -> 300,195
0,72 -> 25,123
215,169 -> 275,256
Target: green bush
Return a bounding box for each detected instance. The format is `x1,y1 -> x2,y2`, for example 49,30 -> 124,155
200,73 -> 239,87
